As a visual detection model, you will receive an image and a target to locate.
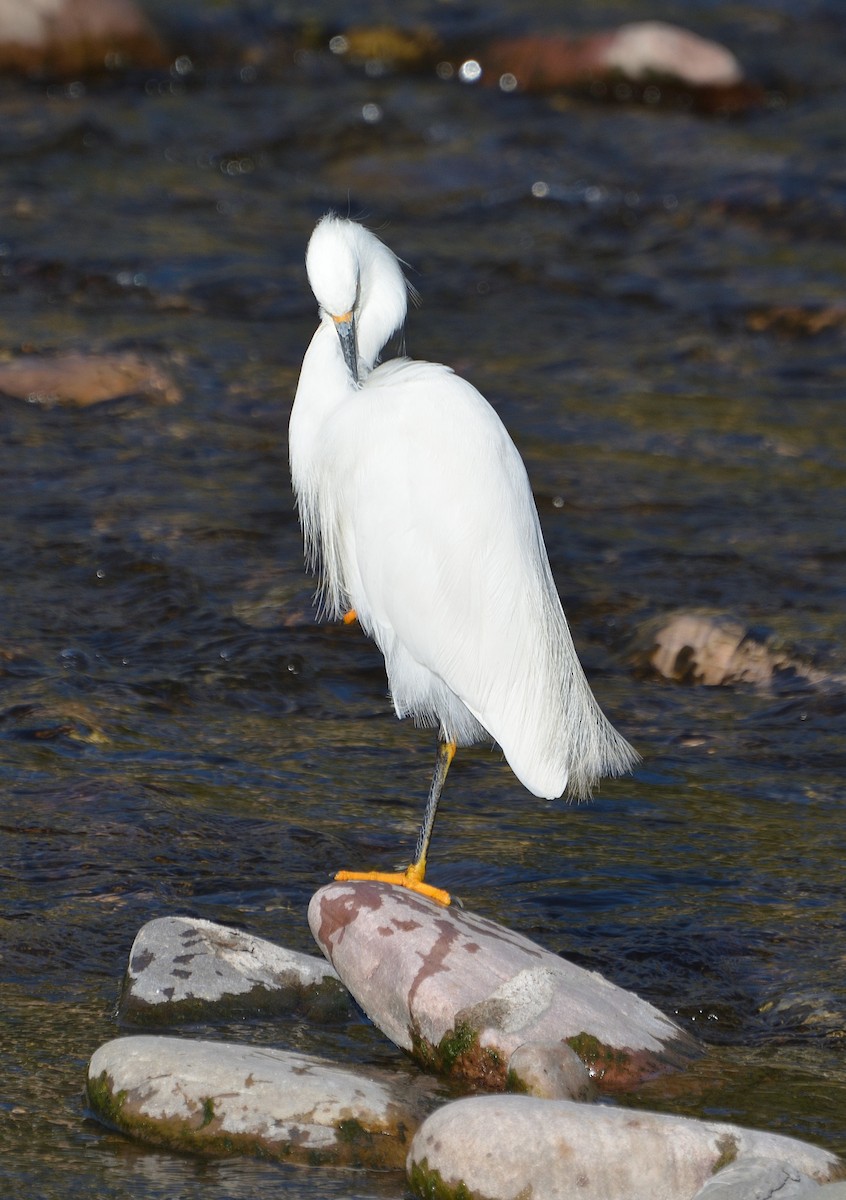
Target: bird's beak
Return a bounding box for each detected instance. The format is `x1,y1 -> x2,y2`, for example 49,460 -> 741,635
333,311 -> 359,386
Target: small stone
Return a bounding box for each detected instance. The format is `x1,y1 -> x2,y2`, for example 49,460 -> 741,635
601,21 -> 743,87
120,916 -> 349,1024
507,1041 -> 595,1101
308,881 -> 699,1092
629,611 -> 829,688
87,1035 -> 433,1169
406,1095 -> 844,1200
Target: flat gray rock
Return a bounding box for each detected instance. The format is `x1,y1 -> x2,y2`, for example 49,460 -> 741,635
308,881 -> 699,1092
87,1035 -> 434,1170
120,916 -> 349,1024
407,1095 -> 844,1200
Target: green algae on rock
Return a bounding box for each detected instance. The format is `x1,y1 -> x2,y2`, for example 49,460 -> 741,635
309,881 -> 699,1094
86,1036 -> 435,1170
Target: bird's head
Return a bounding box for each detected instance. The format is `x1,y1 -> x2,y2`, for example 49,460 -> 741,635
305,214 -> 411,385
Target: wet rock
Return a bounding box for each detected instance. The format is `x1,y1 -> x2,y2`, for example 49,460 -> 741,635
87,1035 -> 432,1169
630,611 -> 836,689
0,0 -> 167,77
480,21 -> 743,92
406,1095 -> 844,1200
120,916 -> 349,1025
506,1040 -> 595,1101
600,21 -> 742,87
308,881 -> 699,1093
0,351 -> 181,408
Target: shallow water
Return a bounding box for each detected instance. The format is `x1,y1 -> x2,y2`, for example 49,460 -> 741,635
1,1 -> 845,1195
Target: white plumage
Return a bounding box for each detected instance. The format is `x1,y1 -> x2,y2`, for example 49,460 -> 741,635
289,215 -> 637,899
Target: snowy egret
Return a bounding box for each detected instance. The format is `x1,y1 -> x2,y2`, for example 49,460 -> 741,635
289,215 -> 638,905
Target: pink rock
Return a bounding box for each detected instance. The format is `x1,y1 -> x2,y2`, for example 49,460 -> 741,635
480,21 -> 743,94
600,21 -> 743,87
0,0 -> 166,76
308,881 -> 699,1092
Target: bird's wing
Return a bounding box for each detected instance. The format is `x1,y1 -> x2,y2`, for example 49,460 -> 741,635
324,361 -> 636,798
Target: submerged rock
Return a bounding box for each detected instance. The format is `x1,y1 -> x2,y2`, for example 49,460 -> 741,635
0,351 -> 181,407
406,1095 -> 844,1200
630,611 -> 836,688
120,916 -> 349,1025
87,1035 -> 433,1169
308,880 -> 699,1093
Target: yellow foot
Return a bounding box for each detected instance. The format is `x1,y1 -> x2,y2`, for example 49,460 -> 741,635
342,609 -> 358,625
334,866 -> 451,907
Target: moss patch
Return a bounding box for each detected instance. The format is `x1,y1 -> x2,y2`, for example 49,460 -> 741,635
566,1032 -> 633,1085
504,1068 -> 530,1094
86,1069 -> 128,1129
408,1157 -> 479,1200
410,1021 -> 506,1090
711,1134 -> 739,1174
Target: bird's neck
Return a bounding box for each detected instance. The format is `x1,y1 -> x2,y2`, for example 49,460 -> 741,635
290,322 -> 355,482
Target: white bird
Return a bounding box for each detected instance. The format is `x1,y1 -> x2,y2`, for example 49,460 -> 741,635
289,214 -> 638,905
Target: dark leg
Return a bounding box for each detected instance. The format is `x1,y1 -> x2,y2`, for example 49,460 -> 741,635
334,738 -> 456,905
411,738 -> 456,877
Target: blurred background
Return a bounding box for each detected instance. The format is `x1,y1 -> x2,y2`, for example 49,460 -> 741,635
0,1 -> 844,1197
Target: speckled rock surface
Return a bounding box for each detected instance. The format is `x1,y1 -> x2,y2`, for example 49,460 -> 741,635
308,881 -> 699,1092
120,916 -> 349,1024
87,1035 -> 434,1169
407,1095 -> 844,1200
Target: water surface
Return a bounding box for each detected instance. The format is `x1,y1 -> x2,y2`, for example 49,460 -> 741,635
1,1 -> 845,1196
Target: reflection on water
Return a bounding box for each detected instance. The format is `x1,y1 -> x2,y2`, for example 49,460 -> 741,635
1,2 -> 845,1196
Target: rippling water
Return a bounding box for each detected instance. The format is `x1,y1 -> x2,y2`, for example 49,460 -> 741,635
1,1 -> 845,1195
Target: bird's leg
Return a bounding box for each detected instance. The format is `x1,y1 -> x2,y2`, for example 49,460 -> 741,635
342,609 -> 357,624
334,739 -> 456,906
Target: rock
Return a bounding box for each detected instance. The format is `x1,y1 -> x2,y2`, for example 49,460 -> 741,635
0,352 -> 181,408
120,916 -> 350,1025
0,0 -> 167,76
601,21 -> 742,87
690,1157 -> 819,1199
506,1040 -> 595,1101
87,1035 -> 433,1169
480,21 -> 743,93
406,1095 -> 845,1200
629,611 -> 834,688
308,881 -> 699,1093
